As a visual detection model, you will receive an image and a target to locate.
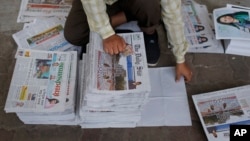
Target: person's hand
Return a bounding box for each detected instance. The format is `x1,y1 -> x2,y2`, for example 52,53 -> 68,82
103,34 -> 126,55
175,62 -> 192,83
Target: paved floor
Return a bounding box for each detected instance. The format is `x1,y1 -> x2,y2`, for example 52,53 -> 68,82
1,0 -> 250,141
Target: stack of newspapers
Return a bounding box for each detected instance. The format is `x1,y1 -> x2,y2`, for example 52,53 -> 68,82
213,4 -> 250,57
4,49 -> 78,125
77,32 -> 151,128
4,16 -> 81,125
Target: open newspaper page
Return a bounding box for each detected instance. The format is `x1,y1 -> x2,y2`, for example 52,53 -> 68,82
88,31 -> 151,94
213,7 -> 250,40
192,85 -> 250,141
4,49 -> 74,113
13,17 -> 79,52
181,0 -> 224,53
17,0 -> 72,23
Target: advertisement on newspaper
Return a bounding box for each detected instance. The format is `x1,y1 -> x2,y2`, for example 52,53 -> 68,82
13,17 -> 74,52
192,85 -> 250,141
213,7 -> 250,40
182,0 -> 212,35
5,49 -> 72,113
181,0 -> 223,53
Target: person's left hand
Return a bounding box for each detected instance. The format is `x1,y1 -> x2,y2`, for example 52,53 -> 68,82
175,62 -> 192,83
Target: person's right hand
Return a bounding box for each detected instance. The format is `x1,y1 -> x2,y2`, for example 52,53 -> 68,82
103,34 -> 126,55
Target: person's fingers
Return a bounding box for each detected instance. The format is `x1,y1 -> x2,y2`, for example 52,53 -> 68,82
175,72 -> 181,82
109,47 -> 114,55
185,71 -> 193,82
119,42 -> 126,52
106,46 -> 114,55
104,46 -> 109,54
112,45 -> 119,54
176,72 -> 193,83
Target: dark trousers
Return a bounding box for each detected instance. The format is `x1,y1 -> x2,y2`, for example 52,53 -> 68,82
64,0 -> 161,48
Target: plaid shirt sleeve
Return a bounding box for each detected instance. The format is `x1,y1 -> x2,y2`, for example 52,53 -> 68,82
81,0 -> 115,39
161,0 -> 189,63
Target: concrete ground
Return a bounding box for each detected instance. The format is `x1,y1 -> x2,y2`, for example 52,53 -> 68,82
1,0 -> 250,141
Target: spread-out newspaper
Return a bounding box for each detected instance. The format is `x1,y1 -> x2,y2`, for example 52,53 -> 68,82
192,85 -> 250,141
4,49 -> 77,113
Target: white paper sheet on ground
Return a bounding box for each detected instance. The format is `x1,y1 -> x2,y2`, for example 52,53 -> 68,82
137,67 -> 192,127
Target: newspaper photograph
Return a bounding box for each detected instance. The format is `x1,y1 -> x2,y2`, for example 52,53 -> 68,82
181,0 -> 224,53
88,32 -> 151,94
17,0 -> 72,23
213,7 -> 250,40
185,34 -> 216,48
192,85 -> 250,141
182,0 -> 212,35
4,49 -> 75,113
13,17 -> 76,52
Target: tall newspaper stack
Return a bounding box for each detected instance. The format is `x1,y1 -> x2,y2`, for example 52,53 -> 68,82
4,16 -> 80,125
4,49 -> 78,125
77,32 -> 151,128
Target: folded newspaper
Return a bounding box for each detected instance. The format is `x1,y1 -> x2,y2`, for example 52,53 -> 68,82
192,85 -> 250,141
17,0 -> 72,23
77,31 -> 151,128
213,4 -> 250,57
181,0 -> 224,53
13,17 -> 81,53
213,5 -> 250,40
5,49 -> 77,115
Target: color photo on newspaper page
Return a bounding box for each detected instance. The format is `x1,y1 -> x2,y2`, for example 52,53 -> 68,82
88,32 -> 151,94
4,49 -> 76,113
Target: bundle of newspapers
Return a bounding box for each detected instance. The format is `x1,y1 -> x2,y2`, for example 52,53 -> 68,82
4,16 -> 81,125
77,32 -> 151,128
4,49 -> 78,125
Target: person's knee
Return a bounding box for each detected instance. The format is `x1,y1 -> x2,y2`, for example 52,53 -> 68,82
64,26 -> 89,47
64,29 -> 78,46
